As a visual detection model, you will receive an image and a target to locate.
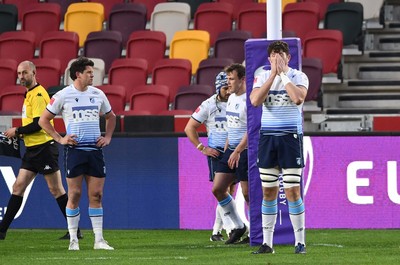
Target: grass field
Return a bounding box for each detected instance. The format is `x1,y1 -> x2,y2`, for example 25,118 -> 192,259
0,229 -> 399,264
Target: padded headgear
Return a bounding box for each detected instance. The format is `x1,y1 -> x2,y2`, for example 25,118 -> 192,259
215,71 -> 228,95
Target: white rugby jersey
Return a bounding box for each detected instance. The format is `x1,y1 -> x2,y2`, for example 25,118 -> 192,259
191,94 -> 227,150
253,67 -> 308,135
226,92 -> 247,149
46,84 -> 112,150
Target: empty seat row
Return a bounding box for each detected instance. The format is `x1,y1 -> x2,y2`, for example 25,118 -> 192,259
0,27 -> 343,88
0,83 -> 213,116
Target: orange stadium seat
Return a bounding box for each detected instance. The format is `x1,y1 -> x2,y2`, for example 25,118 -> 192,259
64,2 -> 104,47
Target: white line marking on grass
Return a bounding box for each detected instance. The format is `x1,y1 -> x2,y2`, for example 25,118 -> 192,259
35,257 -> 119,261
129,256 -> 188,260
312,243 -> 344,248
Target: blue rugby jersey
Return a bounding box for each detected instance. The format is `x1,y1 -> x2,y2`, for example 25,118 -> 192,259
226,92 -> 247,149
191,94 -> 228,150
252,67 -> 308,135
46,84 -> 112,150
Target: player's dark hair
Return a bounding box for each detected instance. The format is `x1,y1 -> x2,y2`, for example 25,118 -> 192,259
267,40 -> 290,56
69,57 -> 94,81
225,63 -> 246,80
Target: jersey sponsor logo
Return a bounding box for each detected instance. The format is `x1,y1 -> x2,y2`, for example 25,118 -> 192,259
50,97 -> 55,105
214,117 -> 227,132
72,105 -> 99,122
195,106 -> 201,113
226,111 -> 240,128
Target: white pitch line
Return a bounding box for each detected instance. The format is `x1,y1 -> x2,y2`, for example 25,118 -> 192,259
312,243 -> 344,248
129,256 -> 188,260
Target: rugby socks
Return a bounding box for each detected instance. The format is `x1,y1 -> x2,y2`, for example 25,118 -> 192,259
56,193 -> 68,219
212,204 -> 223,235
0,194 -> 23,233
89,207 -> 103,242
66,207 -> 80,241
218,204 -> 232,236
288,198 -> 305,245
218,195 -> 244,229
262,199 -> 278,247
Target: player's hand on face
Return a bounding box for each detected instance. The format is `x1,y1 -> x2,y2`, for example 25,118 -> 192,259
270,56 -> 278,75
276,54 -> 286,74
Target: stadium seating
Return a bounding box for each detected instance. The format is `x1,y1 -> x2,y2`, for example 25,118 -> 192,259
258,0 -> 298,11
152,58 -> 192,103
2,0 -> 38,21
303,0 -> 342,20
0,86 -> 26,113
193,2 -> 233,46
126,30 -> 167,75
303,29 -> 343,79
31,58 -> 62,89
64,2 -> 105,47
237,3 -> 267,38
175,0 -> 213,19
282,2 -> 320,46
64,58 -> 106,86
324,2 -> 364,52
108,3 -> 147,46
131,0 -> 167,21
87,0 -> 124,20
302,57 -> 323,102
215,0 -> 254,20
150,2 -> 191,46
0,4 -> 18,34
46,0 -> 81,20
129,84 -> 170,114
169,30 -> 210,74
195,57 -> 234,86
0,31 -> 36,63
39,31 -> 79,73
0,59 -> 18,95
214,30 -> 251,63
98,84 -> 126,115
83,30 -> 123,73
108,58 -> 148,102
21,3 -> 61,48
174,84 -> 214,111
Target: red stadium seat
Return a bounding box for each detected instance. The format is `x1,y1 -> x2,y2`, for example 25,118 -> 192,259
39,31 -> 79,73
108,58 -> 148,102
152,58 -> 192,103
0,31 -> 36,62
129,84 -> 170,114
194,2 -> 233,46
21,3 -> 61,47
126,30 -> 166,74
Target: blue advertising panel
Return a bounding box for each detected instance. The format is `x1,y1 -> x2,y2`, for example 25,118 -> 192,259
0,137 -> 180,229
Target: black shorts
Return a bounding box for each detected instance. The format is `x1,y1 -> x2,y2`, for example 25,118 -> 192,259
216,148 -> 248,182
21,140 -> 60,175
64,147 -> 106,178
257,133 -> 304,169
207,151 -> 224,182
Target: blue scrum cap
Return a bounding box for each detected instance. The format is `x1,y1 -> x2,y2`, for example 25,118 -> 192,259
215,71 -> 228,95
